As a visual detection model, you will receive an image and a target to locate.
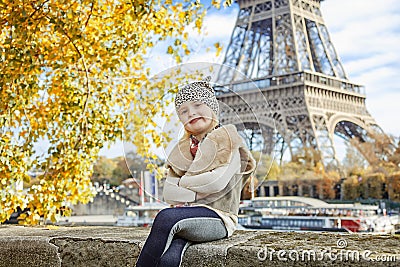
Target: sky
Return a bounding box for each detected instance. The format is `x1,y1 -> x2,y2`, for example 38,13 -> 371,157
99,0 -> 400,158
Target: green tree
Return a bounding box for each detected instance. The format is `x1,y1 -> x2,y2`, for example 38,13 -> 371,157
388,172 -> 400,201
110,157 -> 132,186
340,133 -> 399,201
360,173 -> 385,199
92,156 -> 117,183
251,151 -> 281,181
0,0 -> 230,224
343,176 -> 362,200
277,156 -> 340,199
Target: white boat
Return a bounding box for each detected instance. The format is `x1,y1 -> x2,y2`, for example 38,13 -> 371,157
238,196 -> 395,233
116,203 -> 168,227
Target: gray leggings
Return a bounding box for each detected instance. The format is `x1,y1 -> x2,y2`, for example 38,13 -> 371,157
135,206 -> 228,267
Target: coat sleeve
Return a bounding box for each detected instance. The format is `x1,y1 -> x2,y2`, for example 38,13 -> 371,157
179,150 -> 241,194
162,170 -> 196,205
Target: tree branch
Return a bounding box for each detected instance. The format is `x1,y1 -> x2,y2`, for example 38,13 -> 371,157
84,0 -> 94,28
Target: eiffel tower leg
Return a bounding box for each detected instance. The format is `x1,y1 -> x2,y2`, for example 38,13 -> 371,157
261,125 -> 275,155
333,120 -> 394,165
311,114 -> 340,170
289,116 -> 310,156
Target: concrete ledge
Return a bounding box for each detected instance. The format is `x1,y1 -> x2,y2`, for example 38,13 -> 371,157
0,226 -> 399,267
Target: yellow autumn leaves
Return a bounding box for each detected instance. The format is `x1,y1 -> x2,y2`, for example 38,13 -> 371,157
0,0 -> 230,224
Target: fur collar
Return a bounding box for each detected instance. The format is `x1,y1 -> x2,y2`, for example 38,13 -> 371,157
167,124 -> 255,177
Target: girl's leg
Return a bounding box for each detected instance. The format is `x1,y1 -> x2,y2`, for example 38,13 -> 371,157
157,237 -> 190,267
135,206 -> 227,267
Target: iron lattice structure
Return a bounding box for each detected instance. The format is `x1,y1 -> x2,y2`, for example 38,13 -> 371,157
216,0 -> 382,170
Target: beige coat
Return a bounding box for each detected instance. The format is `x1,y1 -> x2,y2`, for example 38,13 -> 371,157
164,124 -> 256,216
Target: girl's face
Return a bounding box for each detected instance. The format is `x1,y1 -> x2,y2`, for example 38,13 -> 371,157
177,101 -> 215,137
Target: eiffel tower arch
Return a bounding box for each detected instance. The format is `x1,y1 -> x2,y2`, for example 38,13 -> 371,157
215,0 -> 384,170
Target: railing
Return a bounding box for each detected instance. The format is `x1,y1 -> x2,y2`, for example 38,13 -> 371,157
215,71 -> 365,95
95,183 -> 140,206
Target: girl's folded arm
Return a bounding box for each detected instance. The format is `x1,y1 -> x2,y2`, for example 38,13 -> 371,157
179,150 -> 241,194
162,174 -> 196,205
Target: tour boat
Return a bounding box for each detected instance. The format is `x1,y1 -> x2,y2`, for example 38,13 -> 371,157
238,196 -> 395,233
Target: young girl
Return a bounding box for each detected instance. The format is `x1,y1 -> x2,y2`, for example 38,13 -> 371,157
135,76 -> 256,267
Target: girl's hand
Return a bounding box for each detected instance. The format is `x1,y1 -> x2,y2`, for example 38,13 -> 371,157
196,192 -> 209,200
163,176 -> 196,204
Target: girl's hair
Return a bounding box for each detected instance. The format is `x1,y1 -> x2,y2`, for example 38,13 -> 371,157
181,110 -> 219,140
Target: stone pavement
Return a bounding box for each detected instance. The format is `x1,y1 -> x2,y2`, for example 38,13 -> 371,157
0,226 -> 399,267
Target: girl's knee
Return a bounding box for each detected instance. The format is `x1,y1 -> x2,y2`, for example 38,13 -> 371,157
153,208 -> 177,225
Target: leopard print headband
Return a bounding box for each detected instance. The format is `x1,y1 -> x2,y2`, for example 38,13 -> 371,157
175,76 -> 219,115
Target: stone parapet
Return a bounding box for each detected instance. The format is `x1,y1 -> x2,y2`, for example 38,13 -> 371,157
0,226 -> 399,267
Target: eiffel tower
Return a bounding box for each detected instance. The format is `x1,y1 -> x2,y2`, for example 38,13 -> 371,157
215,0 -> 383,170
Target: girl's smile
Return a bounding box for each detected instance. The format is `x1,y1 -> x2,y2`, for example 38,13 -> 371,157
189,117 -> 202,124
178,101 -> 216,140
